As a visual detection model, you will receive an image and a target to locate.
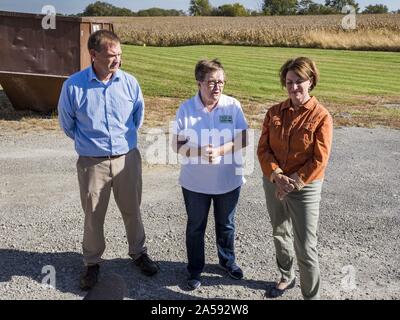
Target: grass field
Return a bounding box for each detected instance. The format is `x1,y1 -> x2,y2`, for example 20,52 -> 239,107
0,45 -> 399,131
121,45 -> 400,128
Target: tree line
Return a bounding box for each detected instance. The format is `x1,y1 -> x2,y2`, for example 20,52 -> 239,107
80,2 -> 185,16
79,1 -> 399,17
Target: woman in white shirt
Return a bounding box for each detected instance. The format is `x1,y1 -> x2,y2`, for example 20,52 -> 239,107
172,59 -> 248,290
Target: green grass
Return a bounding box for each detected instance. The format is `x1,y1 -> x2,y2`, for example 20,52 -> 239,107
121,45 -> 400,107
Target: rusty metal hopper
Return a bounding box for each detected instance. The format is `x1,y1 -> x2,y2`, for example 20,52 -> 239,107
0,11 -> 114,112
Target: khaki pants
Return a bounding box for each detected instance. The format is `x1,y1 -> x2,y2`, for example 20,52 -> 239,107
263,177 -> 322,300
77,148 -> 146,266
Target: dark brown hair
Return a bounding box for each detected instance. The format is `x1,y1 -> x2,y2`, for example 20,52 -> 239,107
88,30 -> 120,52
279,57 -> 319,91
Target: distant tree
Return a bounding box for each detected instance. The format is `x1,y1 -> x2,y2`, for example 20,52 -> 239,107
82,1 -> 135,16
249,10 -> 262,16
325,0 -> 360,13
297,0 -> 337,14
189,0 -> 213,16
170,9 -> 186,16
137,8 -> 185,16
362,4 -> 388,14
115,7 -> 135,16
214,3 -> 249,16
297,0 -> 318,14
262,0 -> 298,16
317,5 -> 338,14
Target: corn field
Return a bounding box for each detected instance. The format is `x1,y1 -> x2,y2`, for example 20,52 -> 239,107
108,14 -> 400,51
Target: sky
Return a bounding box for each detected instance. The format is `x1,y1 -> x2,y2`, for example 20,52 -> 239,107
0,0 -> 399,15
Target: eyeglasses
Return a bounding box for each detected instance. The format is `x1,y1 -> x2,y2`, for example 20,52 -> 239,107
204,80 -> 225,88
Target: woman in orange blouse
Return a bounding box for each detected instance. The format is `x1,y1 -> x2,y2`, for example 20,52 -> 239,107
257,57 -> 333,299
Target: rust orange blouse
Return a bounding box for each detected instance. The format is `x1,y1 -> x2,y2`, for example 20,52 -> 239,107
257,96 -> 333,185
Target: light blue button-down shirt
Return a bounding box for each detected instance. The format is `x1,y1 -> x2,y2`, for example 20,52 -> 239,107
58,66 -> 144,156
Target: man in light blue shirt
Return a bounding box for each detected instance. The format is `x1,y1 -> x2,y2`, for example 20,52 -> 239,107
58,30 -> 158,291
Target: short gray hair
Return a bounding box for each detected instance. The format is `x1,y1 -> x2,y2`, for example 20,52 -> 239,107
195,59 -> 224,82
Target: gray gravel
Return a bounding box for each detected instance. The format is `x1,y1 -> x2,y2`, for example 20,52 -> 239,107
0,127 -> 399,300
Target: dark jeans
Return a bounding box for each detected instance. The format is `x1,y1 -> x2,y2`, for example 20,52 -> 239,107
182,186 -> 241,276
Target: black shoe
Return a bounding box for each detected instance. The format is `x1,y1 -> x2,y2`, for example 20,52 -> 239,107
187,274 -> 201,290
219,263 -> 244,280
133,253 -> 159,276
266,278 -> 296,298
80,264 -> 99,291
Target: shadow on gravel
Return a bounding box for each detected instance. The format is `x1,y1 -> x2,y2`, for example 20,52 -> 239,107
200,263 -> 274,293
0,249 -> 84,296
107,260 -> 272,300
0,250 -> 272,300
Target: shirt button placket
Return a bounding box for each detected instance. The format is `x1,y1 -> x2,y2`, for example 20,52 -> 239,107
209,112 -> 214,145
104,87 -> 113,154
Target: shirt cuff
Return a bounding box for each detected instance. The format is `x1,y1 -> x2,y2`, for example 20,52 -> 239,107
270,168 -> 284,183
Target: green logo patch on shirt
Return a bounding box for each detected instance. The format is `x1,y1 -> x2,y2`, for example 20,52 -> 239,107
219,115 -> 233,123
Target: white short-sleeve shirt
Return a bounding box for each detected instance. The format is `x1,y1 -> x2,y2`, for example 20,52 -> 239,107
174,93 -> 248,195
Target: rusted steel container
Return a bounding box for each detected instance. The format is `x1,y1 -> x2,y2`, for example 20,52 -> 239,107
0,11 -> 114,112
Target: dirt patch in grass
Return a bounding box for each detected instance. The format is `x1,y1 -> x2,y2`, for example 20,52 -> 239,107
0,91 -> 182,133
143,97 -> 181,128
1,89 -> 399,133
326,96 -> 400,129
241,97 -> 400,130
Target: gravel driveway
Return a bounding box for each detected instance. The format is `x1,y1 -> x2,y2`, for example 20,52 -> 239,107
0,127 -> 399,300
